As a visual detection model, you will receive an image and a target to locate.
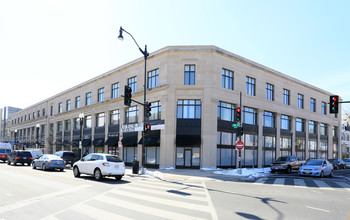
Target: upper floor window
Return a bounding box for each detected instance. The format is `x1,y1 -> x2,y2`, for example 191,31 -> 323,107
149,101 -> 161,120
65,120 -> 71,131
96,113 -> 105,127
310,98 -> 316,112
266,83 -> 274,101
98,88 -> 104,102
37,110 -> 40,118
263,111 -> 275,128
28,114 -> 31,120
177,100 -> 201,119
280,115 -> 291,130
320,123 -> 327,136
128,77 -> 137,94
58,103 -> 63,113
75,96 -> 80,109
296,118 -> 305,132
85,115 -> 92,129
243,107 -> 257,125
110,110 -> 120,125
66,100 -> 71,111
321,102 -> 327,115
125,106 -> 139,123
246,76 -> 255,96
24,115 -> 27,121
309,121 -> 317,134
148,69 -> 159,89
42,108 -> 45,116
86,92 -> 91,106
33,112 -> 35,119
111,83 -> 119,99
74,118 -> 80,130
298,94 -> 304,109
217,101 -> 235,122
222,69 -> 233,90
50,106 -> 53,116
283,89 -> 290,105
184,65 -> 195,85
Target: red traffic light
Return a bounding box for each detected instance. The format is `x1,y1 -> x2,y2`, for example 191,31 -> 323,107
237,108 -> 241,113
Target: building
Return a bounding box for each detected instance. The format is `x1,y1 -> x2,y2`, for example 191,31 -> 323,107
1,106 -> 22,142
9,46 -> 342,169
341,114 -> 350,158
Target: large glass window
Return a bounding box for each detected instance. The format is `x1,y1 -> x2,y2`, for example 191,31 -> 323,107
125,106 -> 139,123
98,88 -> 104,102
177,100 -> 201,119
320,123 -> 327,136
298,94 -> 304,109
246,76 -> 255,96
309,121 -> 317,134
86,92 -> 91,106
128,77 -> 137,94
111,83 -> 119,99
146,146 -> 160,166
150,101 -> 161,120
242,134 -> 258,167
217,101 -> 235,121
308,140 -> 317,159
243,107 -> 257,125
263,136 -> 276,166
75,96 -> 80,109
74,118 -> 80,130
148,69 -> 159,89
295,139 -> 305,160
283,89 -> 290,105
296,118 -> 304,132
85,115 -> 92,128
280,137 -> 291,156
263,111 -> 275,128
222,69 -> 233,90
280,115 -> 290,130
310,98 -> 316,112
66,100 -> 71,111
58,103 -> 63,113
96,113 -> 105,127
266,83 -> 274,101
65,120 -> 71,131
321,102 -> 327,115
110,110 -> 120,125
184,65 -> 195,85
320,142 -> 328,159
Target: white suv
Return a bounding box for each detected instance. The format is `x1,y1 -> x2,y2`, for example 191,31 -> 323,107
73,153 -> 125,180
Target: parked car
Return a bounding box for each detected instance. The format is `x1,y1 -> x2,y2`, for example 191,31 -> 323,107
0,143 -> 12,162
32,154 -> 66,171
73,153 -> 125,181
344,158 -> 350,169
298,159 -> 333,178
270,156 -> 305,173
54,151 -> 77,166
7,150 -> 32,166
328,159 -> 346,169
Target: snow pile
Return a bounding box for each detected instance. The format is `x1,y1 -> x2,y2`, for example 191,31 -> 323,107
214,167 -> 271,178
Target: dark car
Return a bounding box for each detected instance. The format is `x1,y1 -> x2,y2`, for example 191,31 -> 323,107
328,159 -> 346,169
8,150 -> 32,166
54,151 -> 77,166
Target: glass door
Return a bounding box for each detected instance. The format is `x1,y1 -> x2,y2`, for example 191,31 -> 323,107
184,149 -> 192,167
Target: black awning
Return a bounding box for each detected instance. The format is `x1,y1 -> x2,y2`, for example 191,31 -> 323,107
62,140 -> 71,145
121,136 -> 138,146
93,138 -> 105,146
105,136 -> 119,146
176,135 -> 201,145
138,136 -> 160,146
82,139 -> 91,146
71,140 -> 79,147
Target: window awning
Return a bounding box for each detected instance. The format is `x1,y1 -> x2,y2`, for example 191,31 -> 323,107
176,135 -> 201,145
138,136 -> 160,146
93,138 -> 105,146
121,136 -> 138,146
104,136 -> 119,146
82,139 -> 91,146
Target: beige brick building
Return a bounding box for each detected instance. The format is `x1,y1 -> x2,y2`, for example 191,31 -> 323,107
9,45 -> 342,169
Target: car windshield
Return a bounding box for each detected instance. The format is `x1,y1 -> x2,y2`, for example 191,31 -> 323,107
277,157 -> 289,162
345,159 -> 350,162
5,149 -> 11,154
47,155 -> 63,160
18,152 -> 32,157
305,159 -> 323,165
63,152 -> 75,157
106,155 -> 123,163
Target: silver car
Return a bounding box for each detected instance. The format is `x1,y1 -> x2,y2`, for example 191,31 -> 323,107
32,154 -> 66,171
298,159 -> 333,178
345,158 -> 350,169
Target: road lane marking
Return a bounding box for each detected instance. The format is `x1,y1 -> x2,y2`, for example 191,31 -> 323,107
294,179 -> 307,187
333,181 -> 350,192
306,206 -> 330,213
313,180 -> 335,190
202,182 -> 219,220
273,178 -> 285,185
73,203 -> 133,220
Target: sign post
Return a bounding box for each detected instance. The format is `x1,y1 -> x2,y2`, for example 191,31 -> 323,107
236,140 -> 244,171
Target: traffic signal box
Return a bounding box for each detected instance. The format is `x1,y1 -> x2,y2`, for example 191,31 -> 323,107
145,123 -> 151,134
236,107 -> 241,123
124,85 -> 132,106
145,102 -> 152,118
330,95 -> 339,114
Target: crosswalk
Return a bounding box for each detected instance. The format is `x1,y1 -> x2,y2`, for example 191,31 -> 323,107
253,177 -> 350,191
42,178 -> 218,220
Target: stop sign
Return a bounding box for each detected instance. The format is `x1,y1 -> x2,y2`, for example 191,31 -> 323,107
236,140 -> 244,150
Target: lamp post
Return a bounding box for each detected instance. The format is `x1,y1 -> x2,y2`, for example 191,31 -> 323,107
79,113 -> 84,159
118,26 -> 149,174
14,129 -> 17,151
36,124 -> 40,149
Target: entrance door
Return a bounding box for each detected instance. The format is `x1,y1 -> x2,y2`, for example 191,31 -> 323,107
184,149 -> 192,167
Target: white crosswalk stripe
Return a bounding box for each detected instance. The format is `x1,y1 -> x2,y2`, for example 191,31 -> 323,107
273,178 -> 285,185
313,180 -> 335,190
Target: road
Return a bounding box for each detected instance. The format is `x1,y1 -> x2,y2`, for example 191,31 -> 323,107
0,163 -> 349,220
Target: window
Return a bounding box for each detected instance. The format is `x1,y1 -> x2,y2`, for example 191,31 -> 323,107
320,123 -> 327,136
85,116 -> 92,128
298,94 -> 304,109
321,102 -> 327,115
96,113 -> 105,127
33,112 -> 35,119
217,101 -> 235,122
111,83 -> 119,99
37,110 -> 40,118
309,121 -> 317,134
28,114 -> 31,120
177,100 -> 201,119
280,115 -> 290,130
128,77 -> 137,94
283,89 -> 290,105
149,101 -> 161,120
58,122 -> 63,132
98,88 -> 104,102
222,69 -> 233,90
125,106 -> 139,123
184,65 -> 195,85
75,96 -> 80,109
86,92 -> 91,106
246,77 -> 255,96
65,120 -> 71,131
74,118 -> 80,130
58,103 -> 63,113
66,100 -> 71,111
50,106 -> 53,116
296,118 -> 304,132
42,108 -> 45,116
243,107 -> 257,125
310,98 -> 316,112
148,69 -> 159,89
110,110 -> 120,125
263,111 -> 275,128
266,83 -> 274,101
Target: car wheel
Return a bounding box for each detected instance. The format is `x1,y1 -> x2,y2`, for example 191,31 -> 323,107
14,162 -> 17,166
32,162 -> 36,169
320,171 -> 324,178
59,169 -> 64,172
7,160 -> 11,165
73,166 -> 80,177
329,170 -> 334,177
94,168 -> 103,180
42,164 -> 46,171
27,163 -> 30,166
115,175 -> 123,181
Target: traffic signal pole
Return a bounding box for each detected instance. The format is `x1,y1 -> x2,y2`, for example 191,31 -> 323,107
238,92 -> 242,170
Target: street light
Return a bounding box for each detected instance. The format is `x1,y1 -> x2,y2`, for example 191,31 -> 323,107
118,26 -> 149,174
14,129 -> 17,151
36,124 -> 40,149
79,113 -> 84,159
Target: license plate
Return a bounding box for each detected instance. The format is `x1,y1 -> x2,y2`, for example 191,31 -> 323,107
115,165 -> 119,169
23,157 -> 26,159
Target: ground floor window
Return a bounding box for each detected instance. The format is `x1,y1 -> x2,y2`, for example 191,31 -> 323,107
176,146 -> 200,168
108,146 -> 119,156
123,146 -> 137,164
280,137 -> 291,157
217,147 -> 236,168
263,136 -> 275,166
242,134 -> 258,167
94,146 -> 104,153
320,141 -> 328,159
295,139 -> 306,160
146,146 -> 160,168
308,140 -> 317,159
333,143 -> 338,158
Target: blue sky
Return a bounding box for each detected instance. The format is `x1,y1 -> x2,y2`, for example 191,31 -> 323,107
1,0 -> 349,112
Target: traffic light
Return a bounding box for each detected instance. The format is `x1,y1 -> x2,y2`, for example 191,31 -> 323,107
330,95 -> 339,114
145,123 -> 151,134
236,107 -> 241,123
145,102 -> 152,118
124,85 -> 132,106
